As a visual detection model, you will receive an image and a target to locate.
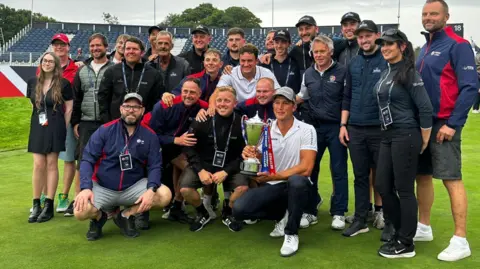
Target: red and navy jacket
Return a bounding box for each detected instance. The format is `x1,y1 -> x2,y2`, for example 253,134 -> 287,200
172,70 -> 220,102
36,57 -> 78,84
235,97 -> 275,121
79,119 -> 162,191
416,26 -> 479,128
143,96 -> 209,145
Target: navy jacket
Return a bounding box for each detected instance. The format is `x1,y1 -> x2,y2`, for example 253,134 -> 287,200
260,56 -> 302,93
235,97 -> 275,121
303,61 -> 347,124
80,119 -> 162,191
343,48 -> 387,126
172,70 -> 220,102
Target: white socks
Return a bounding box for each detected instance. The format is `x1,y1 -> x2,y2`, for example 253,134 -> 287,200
418,222 -> 431,232
452,235 -> 468,245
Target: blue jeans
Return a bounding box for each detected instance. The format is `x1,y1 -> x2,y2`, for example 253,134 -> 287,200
232,175 -> 313,235
308,123 -> 348,216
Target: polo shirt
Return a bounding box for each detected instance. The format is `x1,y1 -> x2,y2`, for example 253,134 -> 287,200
217,65 -> 280,102
265,117 -> 317,185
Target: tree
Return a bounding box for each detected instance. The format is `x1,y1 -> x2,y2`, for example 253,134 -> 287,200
102,12 -> 119,25
159,3 -> 262,28
0,4 -> 57,45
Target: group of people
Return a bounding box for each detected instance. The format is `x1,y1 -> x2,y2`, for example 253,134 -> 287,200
25,0 -> 478,261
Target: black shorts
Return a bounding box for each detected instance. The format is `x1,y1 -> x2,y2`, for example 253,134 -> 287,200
417,120 -> 462,180
76,121 -> 103,170
179,167 -> 249,192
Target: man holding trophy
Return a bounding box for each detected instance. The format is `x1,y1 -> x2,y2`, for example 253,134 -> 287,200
180,86 -> 249,233
233,86 -> 317,257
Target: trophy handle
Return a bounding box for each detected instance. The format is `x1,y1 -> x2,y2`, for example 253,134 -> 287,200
241,115 -> 249,145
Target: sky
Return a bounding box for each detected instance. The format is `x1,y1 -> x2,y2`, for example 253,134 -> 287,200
3,0 -> 480,47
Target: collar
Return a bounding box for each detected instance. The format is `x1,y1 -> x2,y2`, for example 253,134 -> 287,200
422,26 -> 452,42
237,66 -> 259,81
314,60 -> 335,73
271,117 -> 301,137
123,59 -> 145,70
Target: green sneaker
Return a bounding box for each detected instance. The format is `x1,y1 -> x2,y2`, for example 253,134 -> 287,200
56,193 -> 69,213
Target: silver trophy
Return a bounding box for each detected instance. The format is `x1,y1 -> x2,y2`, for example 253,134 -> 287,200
240,112 -> 265,176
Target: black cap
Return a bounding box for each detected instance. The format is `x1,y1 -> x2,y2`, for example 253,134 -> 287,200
354,20 -> 378,35
375,29 -> 409,45
191,25 -> 210,35
340,12 -> 361,24
148,26 -> 163,35
274,29 -> 291,43
295,15 -> 317,27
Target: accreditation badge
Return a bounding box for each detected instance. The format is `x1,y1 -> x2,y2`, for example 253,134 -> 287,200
119,153 -> 133,171
212,150 -> 226,168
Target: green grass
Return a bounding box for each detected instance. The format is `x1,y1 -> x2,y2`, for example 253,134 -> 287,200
0,98 -> 479,268
0,98 -> 31,151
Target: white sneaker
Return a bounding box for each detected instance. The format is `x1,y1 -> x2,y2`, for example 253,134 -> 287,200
437,237 -> 471,262
162,210 -> 170,219
472,109 -> 479,114
331,215 -> 346,230
270,211 -> 288,237
280,234 -> 299,257
300,213 -> 318,228
244,219 -> 259,225
373,210 -> 385,229
203,199 -> 217,219
413,225 -> 433,242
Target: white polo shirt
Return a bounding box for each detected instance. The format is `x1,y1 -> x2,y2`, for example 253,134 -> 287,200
217,65 -> 281,102
265,117 -> 317,185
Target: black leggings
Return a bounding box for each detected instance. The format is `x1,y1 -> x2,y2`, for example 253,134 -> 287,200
375,128 -> 422,246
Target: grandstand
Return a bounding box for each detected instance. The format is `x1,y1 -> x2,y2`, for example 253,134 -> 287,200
0,21 -> 401,65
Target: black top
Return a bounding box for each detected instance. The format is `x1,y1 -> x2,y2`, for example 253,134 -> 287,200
184,112 -> 245,175
375,60 -> 433,129
260,56 -> 302,93
178,46 -> 206,74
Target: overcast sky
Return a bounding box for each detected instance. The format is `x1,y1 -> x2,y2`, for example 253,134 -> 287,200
4,0 -> 480,47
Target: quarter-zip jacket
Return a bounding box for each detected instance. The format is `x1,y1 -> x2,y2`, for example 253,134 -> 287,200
148,54 -> 191,93
416,26 -> 479,128
260,56 -> 302,93
337,39 -> 360,67
343,48 -> 388,126
178,46 -> 207,74
144,96 -> 209,145
375,61 -> 433,129
97,60 -> 163,123
71,59 -> 114,126
172,70 -> 220,102
80,119 -> 162,191
235,98 -> 275,121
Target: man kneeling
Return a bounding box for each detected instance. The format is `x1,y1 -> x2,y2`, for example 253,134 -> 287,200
74,93 -> 171,240
233,87 -> 317,257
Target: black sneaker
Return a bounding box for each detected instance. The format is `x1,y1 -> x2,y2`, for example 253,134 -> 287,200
222,215 -> 243,232
64,201 -> 75,217
342,220 -> 369,237
168,207 -> 193,224
86,211 -> 108,241
381,221 -> 396,242
189,212 -> 211,232
28,200 -> 42,223
37,198 -> 54,223
113,212 -> 139,238
135,211 -> 150,230
378,240 -> 416,258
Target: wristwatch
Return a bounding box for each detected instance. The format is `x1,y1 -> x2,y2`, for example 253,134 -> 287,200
148,185 -> 159,192
340,123 -> 347,128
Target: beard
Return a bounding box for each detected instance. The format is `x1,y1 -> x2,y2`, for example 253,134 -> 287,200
121,114 -> 139,126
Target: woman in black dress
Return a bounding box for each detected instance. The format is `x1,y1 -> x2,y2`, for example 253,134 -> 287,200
27,52 -> 73,223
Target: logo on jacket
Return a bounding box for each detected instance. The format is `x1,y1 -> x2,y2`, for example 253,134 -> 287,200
136,139 -> 145,145
329,75 -> 336,82
431,51 -> 441,56
463,66 -> 474,71
373,67 -> 382,73
170,72 -> 177,77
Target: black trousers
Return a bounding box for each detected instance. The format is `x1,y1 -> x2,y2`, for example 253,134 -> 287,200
375,127 -> 422,246
473,93 -> 480,110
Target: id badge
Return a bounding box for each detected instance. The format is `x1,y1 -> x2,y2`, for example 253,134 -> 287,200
119,153 -> 133,171
212,150 -> 226,168
39,112 -> 48,126
381,106 -> 393,127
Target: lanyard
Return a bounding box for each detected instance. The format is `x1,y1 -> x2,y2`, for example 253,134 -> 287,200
122,62 -> 146,93
271,58 -> 291,86
375,67 -> 394,106
212,113 -> 236,152
173,108 -> 191,137
120,125 -> 139,154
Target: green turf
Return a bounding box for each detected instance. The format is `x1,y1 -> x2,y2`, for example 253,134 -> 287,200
0,98 -> 31,151
0,98 -> 479,268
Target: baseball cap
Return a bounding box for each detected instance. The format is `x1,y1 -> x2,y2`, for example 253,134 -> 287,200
274,29 -> 291,43
354,20 -> 379,35
340,12 -> 361,24
148,25 -> 163,35
295,15 -> 317,27
123,93 -> 143,104
273,87 -> 296,103
375,29 -> 409,45
51,33 -> 70,45
191,25 -> 210,35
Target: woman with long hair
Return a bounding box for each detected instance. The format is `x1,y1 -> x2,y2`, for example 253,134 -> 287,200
27,52 -> 73,223
373,29 -> 433,258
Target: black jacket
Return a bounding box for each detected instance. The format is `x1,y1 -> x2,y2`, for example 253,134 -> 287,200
98,60 -> 163,123
261,56 -> 302,93
184,112 -> 245,175
178,46 -> 206,74
337,39 -> 360,67
148,55 -> 191,93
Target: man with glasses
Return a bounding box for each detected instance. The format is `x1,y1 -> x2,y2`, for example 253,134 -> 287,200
74,93 -> 172,241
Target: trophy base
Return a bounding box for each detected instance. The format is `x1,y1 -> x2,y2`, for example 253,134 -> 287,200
240,170 -> 259,176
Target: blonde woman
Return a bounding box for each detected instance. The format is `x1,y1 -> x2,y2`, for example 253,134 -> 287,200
27,52 -> 73,223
